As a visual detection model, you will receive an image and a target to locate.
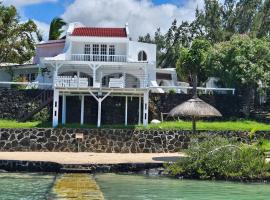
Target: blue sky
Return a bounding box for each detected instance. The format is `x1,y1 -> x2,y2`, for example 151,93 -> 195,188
3,0 -> 201,40
21,0 -> 187,24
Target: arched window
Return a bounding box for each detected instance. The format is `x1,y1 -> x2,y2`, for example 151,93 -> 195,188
138,51 -> 147,61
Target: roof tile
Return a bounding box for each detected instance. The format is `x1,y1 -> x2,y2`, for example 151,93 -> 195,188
72,27 -> 127,37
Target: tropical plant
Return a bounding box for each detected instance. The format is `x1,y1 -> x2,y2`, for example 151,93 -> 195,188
0,3 -> 38,75
176,39 -> 211,96
208,34 -> 270,116
48,17 -> 66,40
166,135 -> 270,180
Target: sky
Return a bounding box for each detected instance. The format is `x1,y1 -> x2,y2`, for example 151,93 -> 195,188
2,0 -> 205,40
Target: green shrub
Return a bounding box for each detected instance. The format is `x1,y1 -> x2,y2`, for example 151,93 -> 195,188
166,136 -> 270,180
168,89 -> 176,94
257,139 -> 270,152
11,76 -> 27,90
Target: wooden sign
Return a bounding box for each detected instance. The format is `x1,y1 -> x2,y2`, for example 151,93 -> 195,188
75,133 -> 84,140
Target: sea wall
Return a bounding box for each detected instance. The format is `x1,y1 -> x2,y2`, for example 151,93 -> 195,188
0,128 -> 269,153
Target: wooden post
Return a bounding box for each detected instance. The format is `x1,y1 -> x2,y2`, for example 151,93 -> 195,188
80,95 -> 84,125
61,94 -> 66,124
125,96 -> 128,126
192,117 -> 196,134
53,89 -> 59,127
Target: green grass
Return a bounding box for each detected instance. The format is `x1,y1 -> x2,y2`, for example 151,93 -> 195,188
0,120 -> 50,128
0,119 -> 270,131
146,120 -> 270,131
258,139 -> 270,151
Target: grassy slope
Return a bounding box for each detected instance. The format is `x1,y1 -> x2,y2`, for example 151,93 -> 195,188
0,119 -> 270,131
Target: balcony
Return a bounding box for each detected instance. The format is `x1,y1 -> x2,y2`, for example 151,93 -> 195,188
54,74 -> 148,89
71,54 -> 127,62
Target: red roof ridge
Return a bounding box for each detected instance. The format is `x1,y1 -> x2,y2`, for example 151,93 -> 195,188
71,27 -> 127,37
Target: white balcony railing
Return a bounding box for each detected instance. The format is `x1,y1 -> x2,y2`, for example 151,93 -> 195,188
55,76 -> 88,88
71,54 -> 127,62
54,74 -> 148,89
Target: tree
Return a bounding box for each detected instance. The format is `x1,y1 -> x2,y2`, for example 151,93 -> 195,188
0,3 -> 38,75
176,39 -> 211,96
48,17 -> 66,40
208,35 -> 270,116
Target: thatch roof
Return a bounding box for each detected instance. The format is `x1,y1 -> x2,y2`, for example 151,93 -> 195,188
169,97 -> 222,118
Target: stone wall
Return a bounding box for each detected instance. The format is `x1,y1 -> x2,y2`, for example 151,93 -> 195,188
149,93 -> 243,120
0,89 -> 48,119
0,128 -> 269,153
0,89 -> 243,123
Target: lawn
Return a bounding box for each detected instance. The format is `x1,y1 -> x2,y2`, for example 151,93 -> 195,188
0,120 -> 50,128
146,120 -> 270,131
0,119 -> 270,131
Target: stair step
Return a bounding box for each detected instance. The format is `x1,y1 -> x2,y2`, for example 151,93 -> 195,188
18,90 -> 53,122
60,168 -> 93,173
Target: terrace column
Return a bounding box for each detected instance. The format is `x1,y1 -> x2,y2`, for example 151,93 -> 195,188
125,96 -> 128,126
138,96 -> 142,125
143,90 -> 149,127
97,99 -> 102,127
52,89 -> 59,127
61,94 -> 66,124
80,95 -> 85,125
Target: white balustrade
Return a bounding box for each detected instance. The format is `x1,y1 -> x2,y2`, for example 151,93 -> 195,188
109,77 -> 125,88
55,74 -> 148,89
71,54 -> 127,62
55,76 -> 88,88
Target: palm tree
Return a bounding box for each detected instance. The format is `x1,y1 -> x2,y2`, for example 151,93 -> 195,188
48,17 -> 66,40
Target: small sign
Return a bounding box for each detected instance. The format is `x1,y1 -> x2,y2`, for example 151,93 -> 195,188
75,133 -> 84,140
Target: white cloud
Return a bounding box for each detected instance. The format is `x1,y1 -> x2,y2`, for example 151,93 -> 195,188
34,20 -> 50,41
2,0 -> 57,7
62,0 -> 205,40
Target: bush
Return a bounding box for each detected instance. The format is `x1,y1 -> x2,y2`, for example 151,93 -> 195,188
166,135 -> 270,181
11,76 -> 27,90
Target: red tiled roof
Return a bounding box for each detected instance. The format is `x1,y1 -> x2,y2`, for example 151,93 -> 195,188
72,27 -> 127,37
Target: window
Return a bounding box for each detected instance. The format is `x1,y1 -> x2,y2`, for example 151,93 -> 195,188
93,44 -> 99,61
101,44 -> 107,61
84,44 -> 91,54
109,45 -> 115,61
84,44 -> 91,61
138,51 -> 147,61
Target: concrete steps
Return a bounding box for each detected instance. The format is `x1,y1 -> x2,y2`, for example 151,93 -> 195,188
51,173 -> 104,200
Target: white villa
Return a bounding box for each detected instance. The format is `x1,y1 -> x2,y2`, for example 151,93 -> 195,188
38,22 -> 160,128
0,22 -> 235,127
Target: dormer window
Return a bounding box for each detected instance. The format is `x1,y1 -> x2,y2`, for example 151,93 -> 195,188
138,51 -> 147,61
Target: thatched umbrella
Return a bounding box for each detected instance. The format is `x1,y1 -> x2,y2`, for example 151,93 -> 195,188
169,97 -> 222,133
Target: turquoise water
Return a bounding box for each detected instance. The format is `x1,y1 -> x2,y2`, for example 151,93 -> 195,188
96,173 -> 270,200
0,173 -> 270,200
0,173 -> 55,200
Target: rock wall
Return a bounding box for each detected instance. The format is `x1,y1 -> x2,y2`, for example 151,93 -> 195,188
0,89 -> 49,119
149,93 -> 243,120
0,128 -> 269,153
0,89 -> 243,123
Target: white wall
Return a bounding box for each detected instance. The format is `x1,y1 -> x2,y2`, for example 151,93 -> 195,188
128,41 -> 156,64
